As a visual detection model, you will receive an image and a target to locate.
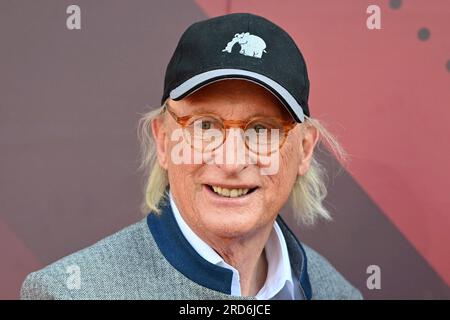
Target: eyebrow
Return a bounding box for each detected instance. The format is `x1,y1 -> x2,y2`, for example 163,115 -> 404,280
166,101 -> 216,115
166,100 -> 290,121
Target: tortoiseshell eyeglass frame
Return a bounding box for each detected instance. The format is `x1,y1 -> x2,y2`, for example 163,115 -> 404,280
162,101 -> 298,153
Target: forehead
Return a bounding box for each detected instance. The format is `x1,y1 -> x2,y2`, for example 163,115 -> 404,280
170,79 -> 291,119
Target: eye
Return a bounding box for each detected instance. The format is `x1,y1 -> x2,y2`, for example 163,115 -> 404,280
252,123 -> 269,133
201,120 -> 212,130
191,117 -> 219,131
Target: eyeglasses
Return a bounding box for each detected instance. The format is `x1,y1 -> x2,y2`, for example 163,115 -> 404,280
162,102 -> 297,155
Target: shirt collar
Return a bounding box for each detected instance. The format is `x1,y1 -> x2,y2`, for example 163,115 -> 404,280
257,220 -> 295,299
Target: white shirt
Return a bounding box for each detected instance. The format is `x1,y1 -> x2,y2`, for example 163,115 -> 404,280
169,191 -> 301,299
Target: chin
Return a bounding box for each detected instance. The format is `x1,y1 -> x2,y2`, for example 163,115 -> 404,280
196,205 -> 264,239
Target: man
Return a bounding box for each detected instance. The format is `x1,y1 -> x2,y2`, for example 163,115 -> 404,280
21,13 -> 362,300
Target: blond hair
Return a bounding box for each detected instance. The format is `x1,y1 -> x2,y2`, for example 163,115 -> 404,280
137,104 -> 348,225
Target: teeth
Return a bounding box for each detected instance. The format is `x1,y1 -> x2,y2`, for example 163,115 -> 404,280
210,186 -> 251,198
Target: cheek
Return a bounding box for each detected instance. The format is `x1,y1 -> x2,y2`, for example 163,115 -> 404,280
166,161 -> 204,221
265,140 -> 300,195
282,139 -> 302,172
165,138 -> 203,193
167,161 -> 203,194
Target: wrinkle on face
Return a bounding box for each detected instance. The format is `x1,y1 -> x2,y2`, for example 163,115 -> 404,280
158,79 -> 309,263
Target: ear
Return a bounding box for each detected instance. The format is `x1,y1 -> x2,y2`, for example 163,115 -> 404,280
151,115 -> 169,170
297,125 -> 320,176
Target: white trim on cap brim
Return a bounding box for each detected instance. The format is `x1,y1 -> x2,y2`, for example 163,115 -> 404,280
169,68 -> 305,122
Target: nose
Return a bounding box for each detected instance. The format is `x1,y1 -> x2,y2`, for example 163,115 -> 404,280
214,128 -> 249,175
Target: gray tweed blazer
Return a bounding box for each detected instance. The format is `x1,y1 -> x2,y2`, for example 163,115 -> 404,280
21,200 -> 362,300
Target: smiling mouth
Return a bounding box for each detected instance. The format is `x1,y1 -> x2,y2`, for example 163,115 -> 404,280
205,184 -> 258,198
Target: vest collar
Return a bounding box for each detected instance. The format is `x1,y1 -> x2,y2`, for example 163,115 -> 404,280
146,195 -> 312,299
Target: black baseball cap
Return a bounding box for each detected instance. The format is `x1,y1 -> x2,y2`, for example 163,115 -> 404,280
162,13 -> 310,122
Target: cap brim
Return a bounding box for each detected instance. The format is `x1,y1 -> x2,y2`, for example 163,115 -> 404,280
169,69 -> 305,122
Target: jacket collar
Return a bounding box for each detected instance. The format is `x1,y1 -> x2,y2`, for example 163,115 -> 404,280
146,195 -> 312,299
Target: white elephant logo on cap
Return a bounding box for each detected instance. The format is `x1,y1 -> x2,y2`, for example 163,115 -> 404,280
222,32 -> 267,58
